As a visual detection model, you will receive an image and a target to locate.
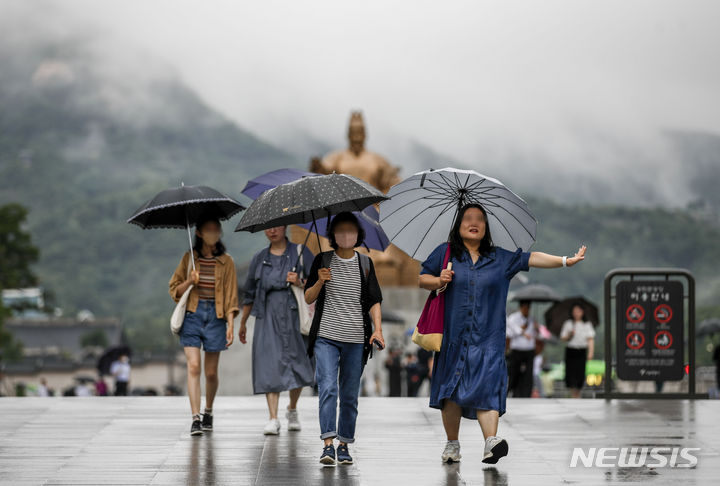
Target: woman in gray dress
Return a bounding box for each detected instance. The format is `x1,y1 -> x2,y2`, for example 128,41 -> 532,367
239,225 -> 316,435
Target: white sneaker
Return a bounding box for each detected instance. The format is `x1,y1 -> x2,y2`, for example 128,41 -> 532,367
263,418 -> 280,435
441,440 -> 461,463
286,408 -> 301,431
482,436 -> 508,464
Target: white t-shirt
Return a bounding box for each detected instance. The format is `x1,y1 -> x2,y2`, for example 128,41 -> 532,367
506,311 -> 537,351
560,320 -> 596,349
110,361 -> 131,382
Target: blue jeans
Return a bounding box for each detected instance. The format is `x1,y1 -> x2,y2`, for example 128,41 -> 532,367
179,300 -> 228,352
314,337 -> 364,443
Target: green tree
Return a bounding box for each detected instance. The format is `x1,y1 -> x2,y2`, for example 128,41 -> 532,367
0,203 -> 39,361
79,329 -> 109,348
0,204 -> 39,288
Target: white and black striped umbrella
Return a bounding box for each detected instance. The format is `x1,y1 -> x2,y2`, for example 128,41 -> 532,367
378,168 -> 536,261
235,172 -> 388,233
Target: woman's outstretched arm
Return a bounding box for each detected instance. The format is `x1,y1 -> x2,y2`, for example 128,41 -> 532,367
529,245 -> 587,268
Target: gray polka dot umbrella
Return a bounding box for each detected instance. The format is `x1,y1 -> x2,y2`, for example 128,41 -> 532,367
235,172 -> 388,249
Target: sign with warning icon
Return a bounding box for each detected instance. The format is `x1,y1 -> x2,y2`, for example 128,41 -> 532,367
626,305 -> 645,323
616,280 -> 683,380
626,330 -> 645,349
654,304 -> 672,324
654,330 -> 673,350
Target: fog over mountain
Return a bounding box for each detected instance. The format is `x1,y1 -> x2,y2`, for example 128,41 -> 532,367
5,0 -> 715,208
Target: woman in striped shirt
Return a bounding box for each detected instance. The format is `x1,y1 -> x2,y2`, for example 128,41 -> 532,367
304,212 -> 384,466
169,216 -> 239,437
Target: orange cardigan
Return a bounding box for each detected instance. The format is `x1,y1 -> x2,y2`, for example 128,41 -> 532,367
169,251 -> 240,320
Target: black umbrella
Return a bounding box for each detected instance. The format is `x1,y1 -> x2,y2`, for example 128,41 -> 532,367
544,296 -> 599,337
74,375 -> 98,383
97,345 -> 132,376
509,284 -> 562,303
697,318 -> 720,338
235,173 -> 388,250
128,184 -> 245,270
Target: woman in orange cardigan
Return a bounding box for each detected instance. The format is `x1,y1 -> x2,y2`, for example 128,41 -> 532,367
169,215 -> 239,436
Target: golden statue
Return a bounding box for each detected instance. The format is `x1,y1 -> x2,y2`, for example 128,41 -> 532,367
310,111 -> 399,193
292,111 -> 420,287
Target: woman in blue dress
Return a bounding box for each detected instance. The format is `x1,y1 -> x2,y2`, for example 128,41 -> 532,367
239,225 -> 316,435
419,203 -> 586,464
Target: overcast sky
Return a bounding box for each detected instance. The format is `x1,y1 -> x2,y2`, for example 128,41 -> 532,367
5,0 -> 720,205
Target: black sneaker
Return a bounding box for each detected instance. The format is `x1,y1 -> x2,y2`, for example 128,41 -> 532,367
201,413 -> 213,431
319,444 -> 336,466
337,444 -> 353,465
191,419 -> 203,436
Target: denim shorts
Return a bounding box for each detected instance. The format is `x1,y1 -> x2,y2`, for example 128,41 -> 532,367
179,300 -> 228,352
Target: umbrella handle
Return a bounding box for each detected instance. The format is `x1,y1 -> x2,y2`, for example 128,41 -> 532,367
185,211 -> 196,271
438,262 -> 453,294
285,265 -> 297,289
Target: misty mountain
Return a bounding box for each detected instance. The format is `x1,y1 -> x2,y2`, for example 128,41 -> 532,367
1,18 -> 719,354
279,127 -> 720,217
0,22 -> 299,349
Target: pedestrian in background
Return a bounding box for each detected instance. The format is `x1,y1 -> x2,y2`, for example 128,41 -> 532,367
560,304 -> 595,398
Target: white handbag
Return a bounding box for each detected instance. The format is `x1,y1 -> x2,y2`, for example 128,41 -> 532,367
290,245 -> 314,336
170,257 -> 194,335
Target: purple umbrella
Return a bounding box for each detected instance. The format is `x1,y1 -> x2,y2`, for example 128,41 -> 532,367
241,168 -> 319,200
297,205 -> 390,252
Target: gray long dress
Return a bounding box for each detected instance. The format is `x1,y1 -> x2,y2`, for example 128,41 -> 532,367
243,242 -> 316,394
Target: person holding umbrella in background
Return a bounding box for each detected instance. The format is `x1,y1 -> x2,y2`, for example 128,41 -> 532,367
560,304 -> 596,398
505,300 -> 538,398
109,354 -> 131,396
169,215 -> 239,436
238,224 -> 316,436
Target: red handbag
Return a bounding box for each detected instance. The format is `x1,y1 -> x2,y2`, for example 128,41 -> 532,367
412,244 -> 452,351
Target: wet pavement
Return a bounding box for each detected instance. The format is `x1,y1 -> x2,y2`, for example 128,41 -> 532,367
0,396 -> 718,485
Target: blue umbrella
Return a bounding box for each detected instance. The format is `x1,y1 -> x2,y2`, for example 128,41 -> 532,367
240,168 -> 319,200
297,205 -> 390,252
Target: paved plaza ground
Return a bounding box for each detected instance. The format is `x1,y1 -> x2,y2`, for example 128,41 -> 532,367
0,396 -> 718,485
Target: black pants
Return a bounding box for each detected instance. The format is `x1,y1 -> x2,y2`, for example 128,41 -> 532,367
508,349 -> 535,397
564,347 -> 587,390
115,381 -> 128,396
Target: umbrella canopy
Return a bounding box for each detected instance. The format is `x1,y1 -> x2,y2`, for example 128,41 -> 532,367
97,345 -> 132,376
128,184 -> 245,229
241,168 -> 320,200
297,205 -> 390,252
240,169 -> 390,252
74,375 -> 98,383
128,184 -> 245,270
697,318 -> 720,338
544,296 -> 600,336
235,172 -> 388,234
509,284 -> 562,303
378,168 -> 536,261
